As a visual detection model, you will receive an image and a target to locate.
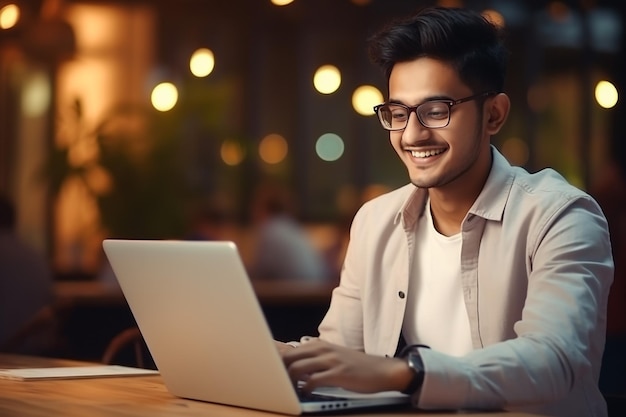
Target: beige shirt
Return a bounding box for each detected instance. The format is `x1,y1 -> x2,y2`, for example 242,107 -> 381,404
318,147 -> 614,417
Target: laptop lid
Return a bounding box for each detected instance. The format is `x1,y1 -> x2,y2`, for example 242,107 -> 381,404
102,239 -> 409,415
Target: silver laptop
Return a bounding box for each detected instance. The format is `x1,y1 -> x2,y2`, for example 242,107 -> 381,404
102,239 -> 409,415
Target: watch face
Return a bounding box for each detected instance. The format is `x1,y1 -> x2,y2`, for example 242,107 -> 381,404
403,352 -> 425,395
408,352 -> 424,371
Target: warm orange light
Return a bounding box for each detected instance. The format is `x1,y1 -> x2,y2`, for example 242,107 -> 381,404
595,80 -> 619,109
435,0 -> 463,7
482,9 -> 505,27
547,1 -> 570,22
220,140 -> 245,166
352,85 -> 383,116
151,82 -> 178,112
84,165 -> 113,195
259,134 -> 288,164
313,65 -> 341,95
0,4 -> 20,30
190,48 -> 215,77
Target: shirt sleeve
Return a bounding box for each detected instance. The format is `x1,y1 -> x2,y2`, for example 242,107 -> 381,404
417,196 -> 613,414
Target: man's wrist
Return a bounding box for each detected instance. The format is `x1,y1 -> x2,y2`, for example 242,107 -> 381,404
402,350 -> 425,395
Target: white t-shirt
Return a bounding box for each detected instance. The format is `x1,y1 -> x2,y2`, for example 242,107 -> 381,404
402,200 -> 473,356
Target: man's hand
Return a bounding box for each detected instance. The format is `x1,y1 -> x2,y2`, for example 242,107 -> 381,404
275,340 -> 296,354
280,339 -> 413,394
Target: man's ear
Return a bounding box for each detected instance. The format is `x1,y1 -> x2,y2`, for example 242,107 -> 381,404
485,93 -> 510,135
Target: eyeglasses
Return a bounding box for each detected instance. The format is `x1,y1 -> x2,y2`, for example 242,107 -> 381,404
373,91 -> 497,131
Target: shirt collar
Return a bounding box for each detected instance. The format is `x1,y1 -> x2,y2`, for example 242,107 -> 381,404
397,186 -> 427,230
397,145 -> 515,228
469,146 -> 514,222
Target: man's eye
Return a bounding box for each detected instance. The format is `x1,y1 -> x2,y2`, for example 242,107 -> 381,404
391,110 -> 408,120
423,105 -> 448,119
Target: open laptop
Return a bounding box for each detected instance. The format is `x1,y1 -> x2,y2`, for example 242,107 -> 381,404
102,239 -> 410,415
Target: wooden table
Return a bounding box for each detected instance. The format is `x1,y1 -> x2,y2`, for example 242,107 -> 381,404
0,354 -> 544,417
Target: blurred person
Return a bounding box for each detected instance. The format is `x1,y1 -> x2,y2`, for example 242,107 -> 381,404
248,182 -> 330,282
0,194 -> 54,353
277,7 -> 613,417
184,196 -> 239,242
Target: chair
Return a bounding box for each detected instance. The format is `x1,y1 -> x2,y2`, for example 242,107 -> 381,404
0,304 -> 64,355
101,326 -> 154,369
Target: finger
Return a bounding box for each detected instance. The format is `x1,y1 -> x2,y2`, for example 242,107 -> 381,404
286,356 -> 331,385
282,340 -> 328,366
275,341 -> 298,356
298,367 -> 345,392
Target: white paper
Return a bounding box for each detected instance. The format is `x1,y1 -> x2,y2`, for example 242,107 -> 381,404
0,365 -> 159,381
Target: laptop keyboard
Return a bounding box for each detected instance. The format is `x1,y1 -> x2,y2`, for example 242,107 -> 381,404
297,389 -> 348,403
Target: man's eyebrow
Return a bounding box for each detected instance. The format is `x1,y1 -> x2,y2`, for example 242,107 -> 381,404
387,95 -> 453,105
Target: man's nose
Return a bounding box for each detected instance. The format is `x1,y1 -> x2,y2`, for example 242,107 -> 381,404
401,112 -> 430,144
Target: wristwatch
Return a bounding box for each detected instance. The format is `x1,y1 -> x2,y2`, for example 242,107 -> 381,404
402,350 -> 425,395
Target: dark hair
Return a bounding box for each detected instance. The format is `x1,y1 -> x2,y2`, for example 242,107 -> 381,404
368,7 -> 508,93
0,194 -> 16,230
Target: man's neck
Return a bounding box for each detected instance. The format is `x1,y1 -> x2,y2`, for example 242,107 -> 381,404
428,191 -> 471,236
427,152 -> 492,237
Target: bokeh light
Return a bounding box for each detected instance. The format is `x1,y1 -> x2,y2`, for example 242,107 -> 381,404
548,1 -> 571,22
21,72 -> 50,117
313,65 -> 341,95
0,4 -> 19,30
595,80 -> 618,109
84,165 -> 113,196
270,0 -> 294,5
352,85 -> 383,116
189,48 -> 215,78
436,0 -> 463,7
259,133 -> 288,164
220,139 -> 246,166
315,133 -> 345,162
151,82 -> 178,112
482,9 -> 505,27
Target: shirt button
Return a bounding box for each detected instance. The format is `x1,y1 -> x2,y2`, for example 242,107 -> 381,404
398,291 -> 406,299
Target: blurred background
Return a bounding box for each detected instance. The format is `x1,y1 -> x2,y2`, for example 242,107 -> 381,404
0,0 -> 625,393
1,0 -> 623,276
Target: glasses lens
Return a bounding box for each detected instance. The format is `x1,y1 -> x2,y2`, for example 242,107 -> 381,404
417,102 -> 450,128
377,105 -> 408,130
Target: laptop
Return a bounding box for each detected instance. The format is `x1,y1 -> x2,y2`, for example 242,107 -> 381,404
102,239 -> 410,415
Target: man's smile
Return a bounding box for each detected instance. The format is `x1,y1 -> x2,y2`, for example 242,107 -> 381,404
409,148 -> 445,159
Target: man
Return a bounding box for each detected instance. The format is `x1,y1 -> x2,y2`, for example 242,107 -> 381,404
279,7 -> 613,417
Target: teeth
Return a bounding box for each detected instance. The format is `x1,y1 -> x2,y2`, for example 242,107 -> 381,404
411,149 -> 444,158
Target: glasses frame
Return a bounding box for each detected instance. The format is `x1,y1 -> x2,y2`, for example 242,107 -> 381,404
373,91 -> 498,131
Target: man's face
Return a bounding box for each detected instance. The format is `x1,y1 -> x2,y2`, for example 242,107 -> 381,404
387,57 -> 492,191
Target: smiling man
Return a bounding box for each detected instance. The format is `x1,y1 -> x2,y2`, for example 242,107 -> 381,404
279,7 -> 613,417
